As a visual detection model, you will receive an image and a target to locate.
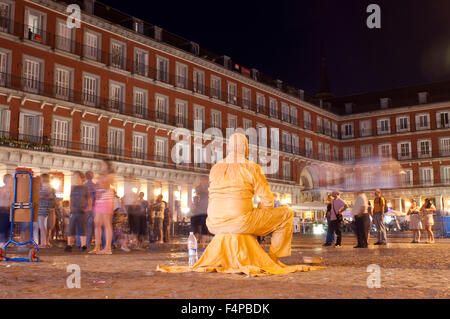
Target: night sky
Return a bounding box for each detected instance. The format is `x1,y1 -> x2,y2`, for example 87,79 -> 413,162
100,0 -> 450,97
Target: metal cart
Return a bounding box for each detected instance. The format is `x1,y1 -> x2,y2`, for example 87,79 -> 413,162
0,171 -> 39,262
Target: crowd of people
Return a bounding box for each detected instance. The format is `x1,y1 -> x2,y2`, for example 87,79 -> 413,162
0,160 -> 202,254
323,188 -> 437,248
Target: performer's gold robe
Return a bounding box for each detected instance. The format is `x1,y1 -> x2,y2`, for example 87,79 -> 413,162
206,137 -> 293,259
157,133 -> 324,276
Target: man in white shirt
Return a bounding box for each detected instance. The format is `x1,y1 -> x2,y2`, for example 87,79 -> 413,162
351,190 -> 369,248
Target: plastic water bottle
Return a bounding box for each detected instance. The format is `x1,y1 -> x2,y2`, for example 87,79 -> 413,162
188,232 -> 198,267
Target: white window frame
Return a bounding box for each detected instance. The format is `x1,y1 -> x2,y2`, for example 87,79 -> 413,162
0,47 -> 12,87
155,93 -> 169,123
108,126 -> 125,157
269,98 -> 278,118
109,80 -> 125,112
377,118 -> 391,135
399,169 -> 413,187
282,161 -> 291,179
22,55 -> 44,94
227,81 -> 237,105
210,75 -> 222,100
55,17 -> 74,52
396,115 -> 410,133
281,103 -> 289,122
0,105 -> 11,137
378,143 -> 392,159
303,111 -> 311,129
0,0 -> 15,33
419,167 -> 434,186
359,119 -> 372,137
110,39 -> 126,69
227,114 -> 237,130
439,137 -> 450,157
154,136 -> 168,161
211,109 -> 222,129
243,118 -> 252,130
256,93 -> 265,113
132,132 -> 147,160
333,146 -> 339,161
360,144 -> 373,159
341,122 -> 354,139
134,47 -> 148,76
156,55 -> 169,82
175,62 -> 188,89
24,7 -> 46,43
397,141 -> 412,160
54,64 -> 73,100
193,104 -> 205,130
305,138 -> 313,158
242,87 -> 251,109
193,68 -> 205,94
441,166 -> 450,184
174,99 -> 188,128
416,113 -> 430,131
82,72 -> 99,106
436,110 -> 450,129
133,87 -> 147,118
51,115 -> 72,149
290,106 -> 298,125
417,139 -> 432,159
80,121 -> 98,154
343,146 -> 355,162
84,29 -> 101,61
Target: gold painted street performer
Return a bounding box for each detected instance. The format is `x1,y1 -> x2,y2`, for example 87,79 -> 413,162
158,133 -> 323,276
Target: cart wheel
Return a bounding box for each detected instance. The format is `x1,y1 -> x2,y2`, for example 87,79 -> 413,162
28,248 -> 39,262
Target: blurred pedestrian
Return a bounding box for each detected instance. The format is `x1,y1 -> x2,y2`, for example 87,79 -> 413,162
85,170 -> 96,247
163,200 -> 171,243
37,174 -> 55,248
191,176 -> 209,243
407,199 -> 421,243
65,171 -> 91,252
152,194 -> 165,244
420,198 -> 436,244
323,195 -> 335,246
113,200 -> 130,252
352,190 -> 369,248
135,192 -> 148,248
327,191 -> 347,247
373,189 -> 387,245
89,160 -> 115,255
0,174 -> 13,247
61,200 -> 70,240
123,179 -> 140,247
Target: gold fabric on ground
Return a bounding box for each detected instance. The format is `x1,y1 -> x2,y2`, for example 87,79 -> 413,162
157,234 -> 324,276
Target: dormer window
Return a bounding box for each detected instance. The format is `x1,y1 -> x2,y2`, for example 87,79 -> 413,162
418,92 -> 429,104
380,98 -> 390,109
345,103 -> 353,114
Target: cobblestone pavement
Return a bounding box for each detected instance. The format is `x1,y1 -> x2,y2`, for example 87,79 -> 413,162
0,236 -> 449,299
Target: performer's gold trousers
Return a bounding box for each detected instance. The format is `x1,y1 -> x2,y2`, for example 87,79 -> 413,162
207,206 -> 294,258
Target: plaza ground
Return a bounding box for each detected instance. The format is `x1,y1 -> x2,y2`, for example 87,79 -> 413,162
0,235 -> 449,299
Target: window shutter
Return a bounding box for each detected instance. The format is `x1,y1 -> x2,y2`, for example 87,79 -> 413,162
38,115 -> 44,137
18,112 -> 24,135
1,109 -> 10,133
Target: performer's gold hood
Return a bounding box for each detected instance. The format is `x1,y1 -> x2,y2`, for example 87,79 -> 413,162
226,133 -> 249,159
